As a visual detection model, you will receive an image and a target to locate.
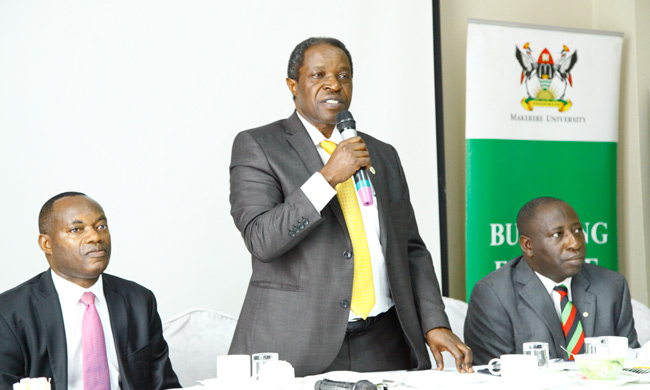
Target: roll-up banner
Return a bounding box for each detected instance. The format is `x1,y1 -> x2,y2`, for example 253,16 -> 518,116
465,19 -> 624,299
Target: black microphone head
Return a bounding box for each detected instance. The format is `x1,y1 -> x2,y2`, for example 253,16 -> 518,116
336,110 -> 355,132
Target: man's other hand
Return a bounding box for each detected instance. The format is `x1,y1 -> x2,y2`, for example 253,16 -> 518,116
425,327 -> 474,373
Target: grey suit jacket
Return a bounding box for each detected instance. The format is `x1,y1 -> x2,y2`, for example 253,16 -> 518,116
0,270 -> 180,390
228,112 -> 449,376
464,255 -> 639,365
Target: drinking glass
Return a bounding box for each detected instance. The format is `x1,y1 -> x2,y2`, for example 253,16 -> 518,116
584,336 -> 628,358
523,341 -> 550,370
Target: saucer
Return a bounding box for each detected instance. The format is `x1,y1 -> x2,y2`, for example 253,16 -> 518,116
575,371 -> 639,386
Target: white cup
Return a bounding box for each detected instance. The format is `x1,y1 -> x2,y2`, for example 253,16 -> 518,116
523,342 -> 550,370
584,336 -> 628,358
216,354 -> 251,380
488,354 -> 538,381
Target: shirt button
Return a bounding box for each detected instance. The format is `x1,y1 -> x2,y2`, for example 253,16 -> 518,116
343,250 -> 352,259
340,300 -> 350,308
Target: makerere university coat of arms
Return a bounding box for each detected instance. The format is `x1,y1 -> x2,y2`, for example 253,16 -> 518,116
516,42 -> 577,111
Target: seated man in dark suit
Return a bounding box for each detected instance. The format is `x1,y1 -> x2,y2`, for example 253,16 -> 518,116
0,192 -> 180,390
464,196 -> 639,365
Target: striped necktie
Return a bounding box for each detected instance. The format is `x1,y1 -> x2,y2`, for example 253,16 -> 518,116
553,284 -> 584,360
320,140 -> 375,319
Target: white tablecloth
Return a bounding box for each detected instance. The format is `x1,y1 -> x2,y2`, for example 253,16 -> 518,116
176,364 -> 650,390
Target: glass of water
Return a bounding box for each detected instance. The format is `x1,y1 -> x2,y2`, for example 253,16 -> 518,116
523,342 -> 550,370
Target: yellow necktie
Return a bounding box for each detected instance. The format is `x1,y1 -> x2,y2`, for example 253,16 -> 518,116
320,140 -> 375,319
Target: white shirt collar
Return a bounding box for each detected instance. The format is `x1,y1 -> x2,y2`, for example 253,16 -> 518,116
50,269 -> 105,306
535,271 -> 573,299
296,111 -> 342,146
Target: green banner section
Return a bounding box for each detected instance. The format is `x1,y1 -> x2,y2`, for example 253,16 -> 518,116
466,139 -> 617,299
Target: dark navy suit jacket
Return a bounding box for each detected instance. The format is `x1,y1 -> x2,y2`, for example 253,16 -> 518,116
0,270 -> 180,390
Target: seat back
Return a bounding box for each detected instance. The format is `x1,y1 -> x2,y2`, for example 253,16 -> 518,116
426,297 -> 468,369
442,296 -> 469,342
162,309 -> 238,387
632,298 -> 650,346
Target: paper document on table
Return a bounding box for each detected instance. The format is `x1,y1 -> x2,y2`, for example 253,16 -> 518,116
186,377 -> 308,389
549,359 -> 578,371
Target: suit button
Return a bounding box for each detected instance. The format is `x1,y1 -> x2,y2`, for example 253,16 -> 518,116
340,300 -> 350,308
289,230 -> 296,238
302,218 -> 309,226
343,250 -> 352,259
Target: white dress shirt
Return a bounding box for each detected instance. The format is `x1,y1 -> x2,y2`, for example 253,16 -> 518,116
297,112 -> 394,320
535,271 -> 574,320
50,271 -> 120,390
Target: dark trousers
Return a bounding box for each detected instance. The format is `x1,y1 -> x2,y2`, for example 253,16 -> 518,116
324,306 -> 413,372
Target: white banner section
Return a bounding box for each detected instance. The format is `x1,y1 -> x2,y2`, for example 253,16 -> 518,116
466,19 -> 623,142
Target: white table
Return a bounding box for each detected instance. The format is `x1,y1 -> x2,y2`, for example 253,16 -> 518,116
178,365 -> 650,389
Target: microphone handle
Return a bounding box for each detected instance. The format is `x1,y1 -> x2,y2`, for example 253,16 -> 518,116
339,128 -> 374,206
354,169 -> 373,206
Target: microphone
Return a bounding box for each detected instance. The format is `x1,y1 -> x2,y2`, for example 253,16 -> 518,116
314,379 -> 377,390
335,110 -> 373,206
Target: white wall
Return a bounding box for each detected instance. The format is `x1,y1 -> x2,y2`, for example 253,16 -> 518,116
0,0 -> 442,320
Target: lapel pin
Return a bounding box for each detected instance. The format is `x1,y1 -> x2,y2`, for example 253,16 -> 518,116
369,166 -> 376,175
583,312 -> 589,318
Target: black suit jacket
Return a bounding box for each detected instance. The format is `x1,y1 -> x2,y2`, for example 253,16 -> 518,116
0,270 -> 180,390
464,256 -> 639,365
228,112 -> 449,376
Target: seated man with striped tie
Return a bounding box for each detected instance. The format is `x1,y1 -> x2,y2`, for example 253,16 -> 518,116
464,196 -> 639,365
0,192 -> 180,390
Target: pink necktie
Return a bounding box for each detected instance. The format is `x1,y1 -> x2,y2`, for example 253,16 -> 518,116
80,291 -> 110,390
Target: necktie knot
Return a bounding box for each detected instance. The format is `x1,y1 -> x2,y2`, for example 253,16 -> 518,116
553,284 -> 568,296
320,140 -> 337,155
80,291 -> 96,306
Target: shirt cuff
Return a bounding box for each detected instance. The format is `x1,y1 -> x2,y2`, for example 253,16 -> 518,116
301,172 -> 337,212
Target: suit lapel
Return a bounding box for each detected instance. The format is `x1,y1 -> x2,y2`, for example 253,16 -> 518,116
103,275 -> 129,386
364,138 -> 390,252
571,269 -> 595,337
36,271 -> 68,390
514,259 -> 567,350
284,112 -> 326,178
284,112 -> 348,233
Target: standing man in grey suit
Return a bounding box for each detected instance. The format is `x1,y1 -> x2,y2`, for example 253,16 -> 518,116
228,37 -> 472,376
0,192 -> 180,389
464,197 -> 639,365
